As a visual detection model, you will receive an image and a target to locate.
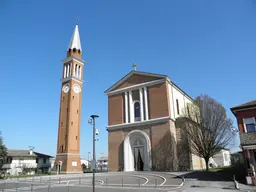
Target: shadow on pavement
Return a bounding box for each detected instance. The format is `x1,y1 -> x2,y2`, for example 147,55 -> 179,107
174,164 -> 247,184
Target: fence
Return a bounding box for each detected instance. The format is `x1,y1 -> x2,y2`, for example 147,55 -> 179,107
0,174 -> 182,192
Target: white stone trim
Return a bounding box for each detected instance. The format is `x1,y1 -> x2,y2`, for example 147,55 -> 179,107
143,87 -> 149,120
243,118 -> 247,133
107,116 -> 172,130
124,130 -> 152,171
139,88 -> 144,121
125,92 -> 128,123
129,91 -> 134,123
62,56 -> 85,65
61,77 -> 84,83
64,65 -> 67,78
107,79 -> 166,96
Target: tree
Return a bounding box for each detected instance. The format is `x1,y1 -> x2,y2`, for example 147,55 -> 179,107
81,163 -> 87,172
0,132 -> 7,166
176,95 -> 234,171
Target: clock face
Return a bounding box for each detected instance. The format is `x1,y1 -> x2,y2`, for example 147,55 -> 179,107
62,84 -> 70,93
73,84 -> 81,94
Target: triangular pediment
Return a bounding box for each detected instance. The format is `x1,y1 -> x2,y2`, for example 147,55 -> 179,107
105,71 -> 168,93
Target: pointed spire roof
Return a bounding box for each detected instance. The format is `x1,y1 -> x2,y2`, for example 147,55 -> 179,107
68,24 -> 82,52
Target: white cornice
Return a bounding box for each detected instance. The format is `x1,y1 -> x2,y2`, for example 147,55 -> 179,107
61,77 -> 84,83
106,116 -> 174,131
242,145 -> 256,150
62,56 -> 85,65
106,79 -> 166,96
105,71 -> 168,93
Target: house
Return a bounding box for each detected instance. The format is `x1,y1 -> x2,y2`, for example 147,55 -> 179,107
231,151 -> 244,165
105,70 -> 205,172
231,100 -> 256,185
210,149 -> 231,168
1,149 -> 53,176
97,157 -> 108,172
80,158 -> 90,169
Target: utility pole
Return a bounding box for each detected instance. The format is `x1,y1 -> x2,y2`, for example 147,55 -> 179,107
89,115 -> 99,192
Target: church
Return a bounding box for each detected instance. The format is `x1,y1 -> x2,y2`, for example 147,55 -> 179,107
51,23 -> 205,174
105,70 -> 206,172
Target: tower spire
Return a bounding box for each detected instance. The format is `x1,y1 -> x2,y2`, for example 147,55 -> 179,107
68,24 -> 82,52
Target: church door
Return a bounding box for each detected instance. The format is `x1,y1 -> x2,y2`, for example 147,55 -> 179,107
133,145 -> 144,171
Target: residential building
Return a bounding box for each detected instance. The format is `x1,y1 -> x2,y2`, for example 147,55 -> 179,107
105,70 -> 205,172
80,158 -> 90,168
53,24 -> 85,174
1,149 -> 52,176
231,151 -> 244,165
210,149 -> 231,167
97,157 -> 108,171
231,100 -> 256,184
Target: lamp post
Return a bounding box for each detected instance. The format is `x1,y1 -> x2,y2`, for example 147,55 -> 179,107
89,115 -> 99,192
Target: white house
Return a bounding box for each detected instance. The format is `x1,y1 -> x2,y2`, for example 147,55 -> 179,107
1,150 -> 53,176
97,157 -> 108,171
209,149 -> 231,168
80,158 -> 90,168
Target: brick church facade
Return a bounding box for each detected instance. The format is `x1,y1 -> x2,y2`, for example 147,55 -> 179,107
105,70 -> 205,172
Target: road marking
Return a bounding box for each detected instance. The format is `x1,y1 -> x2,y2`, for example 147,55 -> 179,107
131,174 -> 149,186
141,173 -> 167,186
98,179 -> 104,185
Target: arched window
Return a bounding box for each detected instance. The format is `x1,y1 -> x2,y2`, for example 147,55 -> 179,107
134,101 -> 141,121
78,66 -> 81,79
75,64 -> 78,77
133,139 -> 143,147
64,65 -> 67,78
67,64 -> 70,77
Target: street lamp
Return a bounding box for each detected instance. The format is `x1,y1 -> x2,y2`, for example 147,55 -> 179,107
88,152 -> 90,161
89,114 -> 99,192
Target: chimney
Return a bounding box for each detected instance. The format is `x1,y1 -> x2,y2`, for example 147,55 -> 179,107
28,146 -> 34,155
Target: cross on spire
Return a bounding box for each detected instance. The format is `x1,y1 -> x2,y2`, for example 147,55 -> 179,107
132,63 -> 137,71
76,17 -> 79,25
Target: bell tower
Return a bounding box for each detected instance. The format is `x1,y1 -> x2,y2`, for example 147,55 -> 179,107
53,24 -> 85,174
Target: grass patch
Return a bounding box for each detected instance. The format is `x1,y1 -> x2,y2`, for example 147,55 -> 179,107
207,164 -> 246,183
8,174 -> 50,179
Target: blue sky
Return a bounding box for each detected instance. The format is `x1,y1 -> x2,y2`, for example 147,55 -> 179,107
1,0 -> 255,158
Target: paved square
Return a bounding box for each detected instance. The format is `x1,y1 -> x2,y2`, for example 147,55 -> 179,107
0,172 -> 183,192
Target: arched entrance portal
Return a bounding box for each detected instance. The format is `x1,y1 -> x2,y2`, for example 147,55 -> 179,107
124,130 -> 152,171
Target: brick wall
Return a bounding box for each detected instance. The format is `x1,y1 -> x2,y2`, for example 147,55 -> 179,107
108,130 -> 124,171
108,94 -> 124,126
148,82 -> 170,119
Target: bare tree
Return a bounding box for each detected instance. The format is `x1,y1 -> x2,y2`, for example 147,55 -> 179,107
176,95 -> 234,171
